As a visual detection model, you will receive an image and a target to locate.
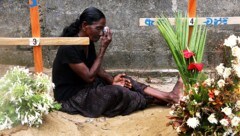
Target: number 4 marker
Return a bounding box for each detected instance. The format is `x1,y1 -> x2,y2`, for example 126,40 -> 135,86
189,18 -> 196,26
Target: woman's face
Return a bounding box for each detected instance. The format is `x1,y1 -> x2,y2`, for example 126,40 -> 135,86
85,18 -> 106,42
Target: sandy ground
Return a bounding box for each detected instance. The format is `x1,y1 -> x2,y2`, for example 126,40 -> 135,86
0,65 -> 178,136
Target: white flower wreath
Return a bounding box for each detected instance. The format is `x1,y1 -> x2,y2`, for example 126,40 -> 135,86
0,66 -> 61,130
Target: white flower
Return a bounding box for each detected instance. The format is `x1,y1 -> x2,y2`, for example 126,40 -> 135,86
176,127 -> 181,133
28,115 -> 37,126
231,116 -> 240,127
209,98 -> 214,102
223,67 -> 232,79
237,36 -> 240,43
193,87 -> 199,94
216,63 -> 225,76
181,95 -> 189,102
192,100 -> 197,105
52,83 -> 55,89
231,46 -> 240,57
233,64 -> 240,78
43,103 -> 50,114
217,79 -> 225,88
204,78 -> 214,86
220,119 -> 229,126
236,100 -> 240,109
222,107 -> 232,116
37,103 -> 49,114
223,128 -> 233,136
224,34 -> 237,48
38,118 -> 43,124
10,96 -> 15,102
169,110 -> 174,116
186,117 -> 200,129
196,112 -> 201,119
35,111 -> 41,117
208,114 -> 218,124
15,106 -> 22,119
21,113 -> 29,125
0,116 -> 13,130
214,90 -> 220,96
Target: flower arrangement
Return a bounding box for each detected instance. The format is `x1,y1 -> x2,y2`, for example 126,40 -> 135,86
166,35 -> 240,135
0,66 -> 61,130
156,11 -> 240,135
156,12 -> 207,90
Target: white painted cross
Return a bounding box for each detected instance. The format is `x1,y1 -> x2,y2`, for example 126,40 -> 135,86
139,0 -> 240,27
139,17 -> 239,27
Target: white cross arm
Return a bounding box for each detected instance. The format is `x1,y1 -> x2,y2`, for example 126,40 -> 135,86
139,17 -> 240,26
0,37 -> 89,46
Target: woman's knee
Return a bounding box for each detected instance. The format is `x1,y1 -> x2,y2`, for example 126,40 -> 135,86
105,85 -> 127,94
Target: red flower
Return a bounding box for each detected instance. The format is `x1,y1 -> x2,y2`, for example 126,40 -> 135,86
188,63 -> 204,71
208,90 -> 214,99
183,50 -> 195,59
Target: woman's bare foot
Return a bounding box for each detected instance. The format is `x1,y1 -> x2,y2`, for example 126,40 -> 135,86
168,77 -> 183,104
143,76 -> 183,105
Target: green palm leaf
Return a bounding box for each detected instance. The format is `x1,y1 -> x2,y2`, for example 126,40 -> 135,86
156,12 -> 207,89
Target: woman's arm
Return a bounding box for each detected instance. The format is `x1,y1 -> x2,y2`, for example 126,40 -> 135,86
97,67 -> 113,84
69,28 -> 112,83
69,49 -> 105,83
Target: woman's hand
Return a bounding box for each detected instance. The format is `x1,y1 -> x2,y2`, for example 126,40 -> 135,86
112,73 -> 132,89
100,27 -> 112,49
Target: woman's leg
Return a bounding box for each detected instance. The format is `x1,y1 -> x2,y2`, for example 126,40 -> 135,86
143,77 -> 183,104
124,76 -> 183,105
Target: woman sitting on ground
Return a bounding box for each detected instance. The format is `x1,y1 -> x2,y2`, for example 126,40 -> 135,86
52,7 -> 183,118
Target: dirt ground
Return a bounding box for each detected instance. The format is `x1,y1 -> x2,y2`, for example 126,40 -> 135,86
0,65 -> 178,136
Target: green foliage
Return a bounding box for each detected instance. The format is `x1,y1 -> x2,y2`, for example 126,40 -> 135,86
156,12 -> 207,90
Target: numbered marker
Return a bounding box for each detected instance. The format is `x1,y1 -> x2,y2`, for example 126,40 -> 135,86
189,18 -> 196,26
29,38 -> 40,46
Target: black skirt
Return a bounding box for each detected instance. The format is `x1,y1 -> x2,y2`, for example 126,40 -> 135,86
60,77 -> 154,117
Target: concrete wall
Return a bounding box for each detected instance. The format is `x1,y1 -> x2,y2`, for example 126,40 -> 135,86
0,0 -> 239,72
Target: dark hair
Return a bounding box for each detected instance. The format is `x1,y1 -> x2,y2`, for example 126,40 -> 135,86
61,7 -> 105,37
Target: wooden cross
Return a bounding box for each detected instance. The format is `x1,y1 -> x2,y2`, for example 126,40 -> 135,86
139,0 -> 240,28
0,0 -> 89,73
188,0 -> 196,39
